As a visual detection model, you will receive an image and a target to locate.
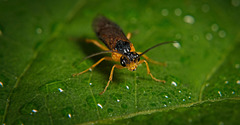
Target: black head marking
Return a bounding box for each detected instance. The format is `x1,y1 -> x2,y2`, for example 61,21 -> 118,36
120,52 -> 140,67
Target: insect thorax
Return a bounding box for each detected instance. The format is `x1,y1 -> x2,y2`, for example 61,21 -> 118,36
114,40 -> 131,53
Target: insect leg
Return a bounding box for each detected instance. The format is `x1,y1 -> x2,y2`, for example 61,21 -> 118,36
86,39 -> 109,51
72,57 -> 113,77
100,64 -> 124,95
137,52 -> 166,66
138,60 -> 166,83
126,32 -> 132,40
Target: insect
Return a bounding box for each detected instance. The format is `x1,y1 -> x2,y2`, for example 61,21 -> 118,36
73,16 -> 176,94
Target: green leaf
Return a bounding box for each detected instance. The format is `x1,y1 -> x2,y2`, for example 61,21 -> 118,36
0,0 -> 239,124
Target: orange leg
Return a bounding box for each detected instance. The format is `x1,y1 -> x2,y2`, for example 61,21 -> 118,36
138,60 -> 166,83
138,52 -> 166,66
72,57 -> 112,77
127,32 -> 132,40
86,39 -> 109,51
100,64 -> 124,95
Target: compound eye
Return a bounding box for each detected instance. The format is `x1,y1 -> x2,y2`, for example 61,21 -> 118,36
120,57 -> 127,67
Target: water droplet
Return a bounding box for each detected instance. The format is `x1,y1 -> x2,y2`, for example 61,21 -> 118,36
0,81 -> 3,87
211,24 -> 219,32
117,99 -> 120,102
38,81 -> 66,93
68,114 -> 72,118
171,81 -> 178,86
89,83 -> 92,86
188,96 -> 191,99
58,88 -> 63,92
97,103 -> 103,109
235,64 -> 240,69
225,81 -> 229,84
165,95 -> 169,98
236,80 -> 240,84
232,91 -> 235,94
173,42 -> 181,49
218,91 -> 222,97
126,85 -> 129,90
121,103 -> 128,109
174,8 -> 182,16
218,30 -> 226,38
161,9 -> 169,16
32,109 -> 38,113
163,104 -> 167,107
19,97 -> 42,115
193,35 -> 199,41
62,107 -> 73,118
232,0 -> 240,7
182,99 -> 185,101
201,4 -> 210,13
89,68 -> 92,71
36,27 -> 42,34
179,90 -> 182,93
183,15 -> 195,24
205,33 -> 213,40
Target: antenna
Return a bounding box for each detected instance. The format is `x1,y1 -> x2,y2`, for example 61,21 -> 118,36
139,41 -> 178,57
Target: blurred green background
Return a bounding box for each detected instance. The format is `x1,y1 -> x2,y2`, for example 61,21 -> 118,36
0,0 -> 240,124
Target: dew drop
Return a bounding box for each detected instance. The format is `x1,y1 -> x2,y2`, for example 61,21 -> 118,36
232,0 -> 240,7
62,107 -> 73,118
225,81 -> 229,84
32,109 -> 38,113
19,98 -> 41,115
193,35 -> 199,41
218,91 -> 222,97
201,4 -> 210,13
236,80 -> 240,84
89,83 -> 92,86
36,27 -> 42,34
97,103 -> 103,109
0,81 -> 3,87
188,96 -> 191,99
165,95 -> 169,98
163,104 -> 167,107
126,85 -> 129,90
182,99 -> 185,101
117,99 -> 120,102
232,91 -> 235,94
68,113 -> 72,118
183,15 -> 195,24
173,42 -> 181,49
178,90 -> 182,93
58,88 -> 63,92
161,9 -> 169,16
89,68 -> 92,71
171,81 -> 178,86
205,33 -> 213,40
218,30 -> 226,38
174,8 -> 182,16
211,24 -> 219,32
